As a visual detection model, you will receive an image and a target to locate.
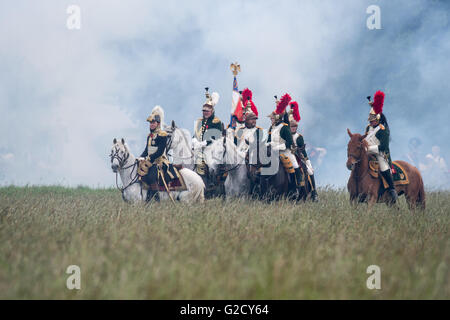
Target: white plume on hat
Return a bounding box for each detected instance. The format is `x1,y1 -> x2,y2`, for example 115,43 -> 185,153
151,105 -> 165,127
210,92 -> 220,107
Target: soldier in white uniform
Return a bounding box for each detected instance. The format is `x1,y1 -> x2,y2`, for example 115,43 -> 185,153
289,101 -> 318,202
364,90 -> 397,203
267,93 -> 303,193
235,88 -> 263,155
226,114 -> 245,143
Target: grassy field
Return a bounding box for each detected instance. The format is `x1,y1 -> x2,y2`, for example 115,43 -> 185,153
0,186 -> 448,299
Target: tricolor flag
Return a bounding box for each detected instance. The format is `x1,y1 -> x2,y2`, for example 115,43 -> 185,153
230,76 -> 244,125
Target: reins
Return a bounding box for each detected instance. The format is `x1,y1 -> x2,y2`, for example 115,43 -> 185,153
348,141 -> 370,194
110,148 -> 140,194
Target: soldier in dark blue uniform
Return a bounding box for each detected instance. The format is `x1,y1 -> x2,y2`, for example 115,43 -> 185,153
192,88 -> 224,186
139,110 -> 175,202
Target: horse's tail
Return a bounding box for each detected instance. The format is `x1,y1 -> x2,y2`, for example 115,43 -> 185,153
417,172 -> 426,210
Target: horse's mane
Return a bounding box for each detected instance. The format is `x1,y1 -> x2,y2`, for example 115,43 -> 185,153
206,137 -> 245,165
347,133 -> 369,162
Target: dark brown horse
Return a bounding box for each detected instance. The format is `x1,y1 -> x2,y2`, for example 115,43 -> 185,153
346,129 -> 425,210
247,146 -> 291,201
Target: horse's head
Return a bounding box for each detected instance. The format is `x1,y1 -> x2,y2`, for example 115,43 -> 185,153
165,123 -> 193,165
346,129 -> 368,170
110,138 -> 130,172
203,138 -> 225,175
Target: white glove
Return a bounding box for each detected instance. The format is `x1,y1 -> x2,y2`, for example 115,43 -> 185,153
306,159 -> 314,175
367,145 -> 379,154
137,157 -> 145,161
238,143 -> 249,154
271,142 -> 286,152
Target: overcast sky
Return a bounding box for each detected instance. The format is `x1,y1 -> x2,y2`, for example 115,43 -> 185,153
0,0 -> 449,188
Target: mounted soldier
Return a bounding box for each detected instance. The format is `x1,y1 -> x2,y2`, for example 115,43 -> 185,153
267,93 -> 303,195
235,88 -> 263,154
364,90 -> 398,203
289,101 -> 318,202
266,111 -> 276,142
138,106 -> 178,202
192,88 -> 224,189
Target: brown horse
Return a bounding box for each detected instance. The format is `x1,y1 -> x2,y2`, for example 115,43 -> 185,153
346,129 -> 425,210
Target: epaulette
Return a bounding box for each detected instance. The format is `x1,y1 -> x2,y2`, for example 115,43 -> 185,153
158,130 -> 168,137
212,117 -> 221,124
379,124 -> 385,130
282,123 -> 288,126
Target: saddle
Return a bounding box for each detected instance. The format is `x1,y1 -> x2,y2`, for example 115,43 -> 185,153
138,159 -> 187,192
368,155 -> 409,189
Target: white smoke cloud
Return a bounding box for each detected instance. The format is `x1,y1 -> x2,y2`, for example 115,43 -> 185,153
0,0 -> 448,188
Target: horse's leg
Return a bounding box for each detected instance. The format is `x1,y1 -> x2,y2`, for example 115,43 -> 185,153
367,193 -> 377,210
416,182 -> 426,211
399,185 -> 415,210
349,194 -> 358,209
409,169 -> 426,211
178,168 -> 205,203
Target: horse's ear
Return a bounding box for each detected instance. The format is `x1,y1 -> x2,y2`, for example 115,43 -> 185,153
347,128 -> 353,138
113,138 -> 117,144
360,133 -> 368,141
222,129 -> 227,137
121,138 -> 125,144
171,120 -> 175,129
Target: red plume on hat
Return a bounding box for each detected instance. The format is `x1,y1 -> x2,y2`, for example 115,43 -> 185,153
242,88 -> 252,102
372,90 -> 385,114
242,88 -> 258,117
276,93 -> 291,114
290,101 -> 300,122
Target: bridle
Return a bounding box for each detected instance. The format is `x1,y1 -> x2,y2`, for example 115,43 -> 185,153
347,140 -> 369,184
110,146 -> 129,168
110,146 -> 139,193
217,136 -> 240,174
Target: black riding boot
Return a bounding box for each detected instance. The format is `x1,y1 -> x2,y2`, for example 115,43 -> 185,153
309,174 -> 319,202
146,184 -> 160,203
381,169 -> 397,204
294,168 -> 307,200
289,172 -> 297,196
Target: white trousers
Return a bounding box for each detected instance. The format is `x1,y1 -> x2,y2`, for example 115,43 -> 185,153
281,151 -> 299,169
376,154 -> 390,172
305,160 -> 314,175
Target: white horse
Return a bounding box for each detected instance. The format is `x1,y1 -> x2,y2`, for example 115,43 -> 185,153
110,138 -> 204,203
203,135 -> 250,198
164,121 -> 195,170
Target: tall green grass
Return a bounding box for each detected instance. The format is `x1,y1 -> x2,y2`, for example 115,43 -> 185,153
0,186 -> 448,299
